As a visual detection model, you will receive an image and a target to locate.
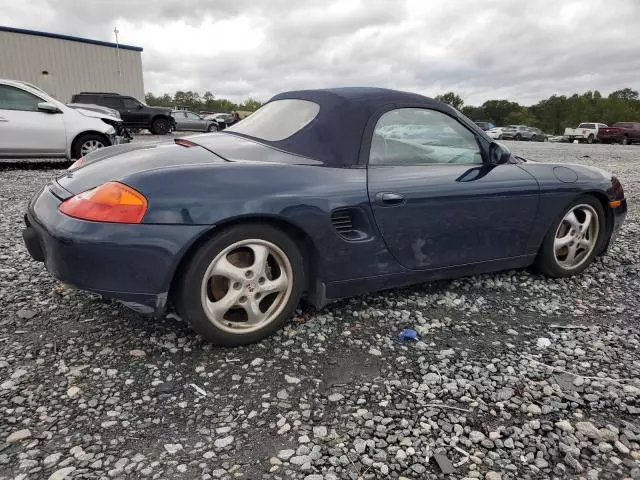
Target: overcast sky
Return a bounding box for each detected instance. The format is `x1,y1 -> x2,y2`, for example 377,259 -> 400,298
2,0 -> 639,105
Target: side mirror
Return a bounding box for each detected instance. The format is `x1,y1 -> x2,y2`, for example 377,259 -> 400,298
137,104 -> 143,110
37,102 -> 62,114
488,141 -> 512,165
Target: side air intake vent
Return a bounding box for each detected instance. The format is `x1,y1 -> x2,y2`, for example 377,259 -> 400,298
330,208 -> 367,241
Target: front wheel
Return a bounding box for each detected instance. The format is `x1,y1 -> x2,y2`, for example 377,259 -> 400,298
207,123 -> 218,132
176,224 -> 305,346
151,117 -> 171,135
514,134 -> 522,141
621,136 -> 629,145
533,197 -> 605,278
72,133 -> 108,159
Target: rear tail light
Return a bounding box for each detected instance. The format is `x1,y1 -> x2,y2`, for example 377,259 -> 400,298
59,182 -> 147,223
175,138 -> 198,148
68,157 -> 86,170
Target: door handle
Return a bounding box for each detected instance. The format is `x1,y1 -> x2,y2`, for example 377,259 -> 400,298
375,192 -> 405,206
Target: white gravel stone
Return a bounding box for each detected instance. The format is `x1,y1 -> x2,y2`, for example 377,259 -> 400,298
214,436 -> 234,448
164,444 -> 183,454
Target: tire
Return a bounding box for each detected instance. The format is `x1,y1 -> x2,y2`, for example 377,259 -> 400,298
533,196 -> 605,278
176,223 -> 305,346
543,137 -> 549,142
71,133 -> 108,159
587,134 -> 594,144
514,134 -> 522,141
207,124 -> 218,132
151,117 -> 171,135
621,136 -> 629,145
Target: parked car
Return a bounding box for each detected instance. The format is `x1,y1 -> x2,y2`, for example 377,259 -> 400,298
486,127 -> 504,139
0,78 -> 128,159
563,122 -> 607,144
597,122 -> 640,145
172,110 -> 218,132
66,103 -> 133,141
70,92 -> 175,135
474,121 -> 495,131
500,125 -> 529,140
204,113 -> 233,130
22,87 -> 627,346
527,127 -> 550,142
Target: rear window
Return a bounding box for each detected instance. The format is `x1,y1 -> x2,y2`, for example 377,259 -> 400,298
613,122 -> 633,128
579,123 -> 595,129
226,99 -> 320,141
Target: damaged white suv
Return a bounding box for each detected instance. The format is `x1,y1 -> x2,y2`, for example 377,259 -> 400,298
0,78 -> 127,159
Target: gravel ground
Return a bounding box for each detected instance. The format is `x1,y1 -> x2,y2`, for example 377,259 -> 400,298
0,140 -> 639,480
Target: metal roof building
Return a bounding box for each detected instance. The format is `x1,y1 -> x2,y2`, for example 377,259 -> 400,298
0,26 -> 145,102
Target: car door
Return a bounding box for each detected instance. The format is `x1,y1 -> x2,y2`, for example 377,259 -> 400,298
102,97 -> 127,122
173,112 -> 188,130
367,107 -> 540,270
184,111 -> 204,130
121,97 -> 146,125
0,84 -> 66,156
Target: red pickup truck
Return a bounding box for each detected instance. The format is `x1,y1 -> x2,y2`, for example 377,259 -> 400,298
598,122 -> 640,145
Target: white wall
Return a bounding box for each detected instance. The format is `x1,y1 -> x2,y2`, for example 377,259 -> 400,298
0,30 -> 145,102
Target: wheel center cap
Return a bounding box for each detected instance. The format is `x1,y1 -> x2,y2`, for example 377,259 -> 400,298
245,282 -> 258,294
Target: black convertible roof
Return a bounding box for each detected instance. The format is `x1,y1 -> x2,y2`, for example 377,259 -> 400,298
249,87 -> 450,167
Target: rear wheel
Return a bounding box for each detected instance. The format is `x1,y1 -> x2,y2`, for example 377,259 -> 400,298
151,117 -> 171,135
534,196 -> 605,277
621,136 -> 629,145
207,123 -> 218,132
514,134 -> 522,141
176,224 -> 305,346
587,134 -> 594,144
72,133 -> 108,159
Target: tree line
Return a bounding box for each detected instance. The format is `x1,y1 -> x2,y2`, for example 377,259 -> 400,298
146,87 -> 640,135
144,91 -> 263,113
436,88 -> 640,134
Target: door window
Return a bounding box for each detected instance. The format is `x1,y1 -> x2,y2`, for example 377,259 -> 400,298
185,112 -> 201,119
0,85 -> 43,112
122,97 -> 141,109
102,97 -> 124,109
370,108 -> 482,166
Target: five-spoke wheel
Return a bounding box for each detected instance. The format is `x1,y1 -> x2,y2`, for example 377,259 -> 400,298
201,240 -> 293,334
535,196 -> 605,277
177,224 -> 304,346
553,204 -> 599,270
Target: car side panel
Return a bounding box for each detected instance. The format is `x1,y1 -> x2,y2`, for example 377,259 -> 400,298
517,163 -> 614,253
122,163 -> 405,288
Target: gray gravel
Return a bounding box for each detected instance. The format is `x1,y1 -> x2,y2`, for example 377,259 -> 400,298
1,140 -> 639,479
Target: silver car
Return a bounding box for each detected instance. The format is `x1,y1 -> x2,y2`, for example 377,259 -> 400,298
171,110 -> 218,132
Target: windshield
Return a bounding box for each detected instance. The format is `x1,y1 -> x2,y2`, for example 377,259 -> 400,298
226,99 -> 320,141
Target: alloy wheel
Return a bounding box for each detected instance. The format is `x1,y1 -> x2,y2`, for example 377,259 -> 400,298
554,204 -> 599,270
80,139 -> 105,156
200,239 -> 293,334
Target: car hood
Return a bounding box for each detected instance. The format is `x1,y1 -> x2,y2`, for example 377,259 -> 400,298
73,107 -> 122,123
56,133 -> 322,195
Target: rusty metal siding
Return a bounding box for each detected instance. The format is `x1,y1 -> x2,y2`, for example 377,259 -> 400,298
0,30 -> 144,102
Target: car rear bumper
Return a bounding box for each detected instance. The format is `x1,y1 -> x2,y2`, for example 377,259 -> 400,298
22,184 -> 209,315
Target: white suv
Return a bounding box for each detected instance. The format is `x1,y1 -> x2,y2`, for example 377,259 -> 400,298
0,79 -> 126,159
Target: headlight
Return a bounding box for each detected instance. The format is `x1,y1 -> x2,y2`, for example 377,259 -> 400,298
105,126 -> 116,135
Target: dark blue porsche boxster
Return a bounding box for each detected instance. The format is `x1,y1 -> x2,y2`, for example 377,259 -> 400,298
23,87 -> 627,346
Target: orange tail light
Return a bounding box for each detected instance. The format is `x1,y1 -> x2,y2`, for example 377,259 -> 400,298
59,182 -> 148,223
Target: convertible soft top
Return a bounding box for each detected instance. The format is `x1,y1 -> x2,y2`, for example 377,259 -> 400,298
231,87 -> 451,168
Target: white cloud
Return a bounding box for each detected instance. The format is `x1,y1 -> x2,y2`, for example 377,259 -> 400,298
1,0 -> 639,105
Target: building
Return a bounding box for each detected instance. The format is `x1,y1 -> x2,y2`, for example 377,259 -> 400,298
0,25 -> 145,103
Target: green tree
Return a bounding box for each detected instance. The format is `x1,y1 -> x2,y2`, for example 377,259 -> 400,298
609,88 -> 639,101
435,92 -> 464,110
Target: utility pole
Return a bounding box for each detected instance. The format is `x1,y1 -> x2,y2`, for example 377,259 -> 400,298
114,27 -> 122,78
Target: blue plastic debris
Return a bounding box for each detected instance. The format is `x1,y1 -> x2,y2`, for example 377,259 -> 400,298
397,328 -> 419,342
